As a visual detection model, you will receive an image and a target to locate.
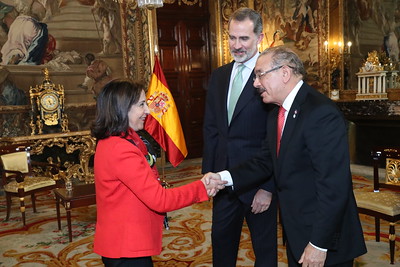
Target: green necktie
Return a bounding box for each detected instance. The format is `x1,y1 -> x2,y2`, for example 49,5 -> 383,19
228,64 -> 245,124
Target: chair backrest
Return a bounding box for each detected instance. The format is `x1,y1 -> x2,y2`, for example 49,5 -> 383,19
386,157 -> 400,186
0,144 -> 32,178
0,151 -> 30,176
372,147 -> 400,191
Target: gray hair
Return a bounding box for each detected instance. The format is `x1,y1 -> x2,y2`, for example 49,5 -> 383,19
229,7 -> 263,36
260,46 -> 306,78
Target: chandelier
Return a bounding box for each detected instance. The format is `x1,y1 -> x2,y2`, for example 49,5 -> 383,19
113,0 -> 163,9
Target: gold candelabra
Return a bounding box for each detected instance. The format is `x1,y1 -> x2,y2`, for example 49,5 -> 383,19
324,40 -> 352,96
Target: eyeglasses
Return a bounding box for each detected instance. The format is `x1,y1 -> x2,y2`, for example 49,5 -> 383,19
253,65 -> 295,81
253,65 -> 283,81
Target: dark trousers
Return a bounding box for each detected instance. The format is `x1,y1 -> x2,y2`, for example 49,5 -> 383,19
211,189 -> 278,267
102,256 -> 153,267
286,242 -> 354,267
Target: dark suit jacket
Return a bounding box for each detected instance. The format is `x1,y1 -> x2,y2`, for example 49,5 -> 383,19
202,61 -> 274,203
229,82 -> 367,264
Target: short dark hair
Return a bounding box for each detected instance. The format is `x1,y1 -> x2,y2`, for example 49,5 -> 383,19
91,79 -> 145,140
229,7 -> 263,35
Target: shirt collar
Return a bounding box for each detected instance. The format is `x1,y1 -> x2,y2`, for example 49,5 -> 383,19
234,52 -> 259,71
282,80 -> 303,112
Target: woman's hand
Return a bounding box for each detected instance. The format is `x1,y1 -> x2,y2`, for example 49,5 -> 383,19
201,172 -> 227,197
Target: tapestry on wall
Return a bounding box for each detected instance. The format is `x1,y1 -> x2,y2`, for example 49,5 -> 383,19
219,0 -> 329,93
258,0 -> 329,92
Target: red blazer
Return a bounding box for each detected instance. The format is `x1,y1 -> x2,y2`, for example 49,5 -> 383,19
93,129 -> 208,258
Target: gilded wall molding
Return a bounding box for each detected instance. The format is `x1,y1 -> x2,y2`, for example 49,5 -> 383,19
120,3 -> 152,86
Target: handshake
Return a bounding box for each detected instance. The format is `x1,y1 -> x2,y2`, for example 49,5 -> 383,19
201,172 -> 227,197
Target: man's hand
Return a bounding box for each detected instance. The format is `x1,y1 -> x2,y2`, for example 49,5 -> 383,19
201,172 -> 227,197
298,243 -> 327,267
251,189 -> 272,214
203,172 -> 222,184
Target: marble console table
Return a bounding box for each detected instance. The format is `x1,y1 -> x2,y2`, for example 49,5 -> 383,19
335,101 -> 400,165
336,100 -> 400,120
0,130 -> 96,183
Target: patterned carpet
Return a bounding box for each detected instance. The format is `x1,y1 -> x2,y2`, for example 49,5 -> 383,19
0,158 -> 398,266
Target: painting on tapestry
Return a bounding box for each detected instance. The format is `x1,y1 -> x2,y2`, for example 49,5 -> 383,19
0,0 -> 123,104
257,0 -> 328,93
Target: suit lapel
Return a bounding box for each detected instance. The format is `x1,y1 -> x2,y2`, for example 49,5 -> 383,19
278,103 -> 300,160
219,62 -> 234,128
269,106 -> 279,168
278,84 -> 309,161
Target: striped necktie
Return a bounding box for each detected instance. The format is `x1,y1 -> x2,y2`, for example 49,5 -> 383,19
228,64 -> 245,124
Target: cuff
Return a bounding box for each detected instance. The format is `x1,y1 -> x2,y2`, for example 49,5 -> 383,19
309,242 -> 327,252
218,170 -> 233,187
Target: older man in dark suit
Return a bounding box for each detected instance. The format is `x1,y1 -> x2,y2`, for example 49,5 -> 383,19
205,46 -> 367,266
202,7 -> 277,267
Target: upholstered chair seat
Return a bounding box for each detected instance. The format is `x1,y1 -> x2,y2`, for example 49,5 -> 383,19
355,191 -> 400,216
0,145 -> 61,227
4,176 -> 56,193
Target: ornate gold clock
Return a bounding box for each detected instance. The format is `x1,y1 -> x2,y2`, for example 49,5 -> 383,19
359,50 -> 384,73
29,68 -> 69,135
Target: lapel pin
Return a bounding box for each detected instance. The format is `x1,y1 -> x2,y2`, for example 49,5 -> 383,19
293,109 -> 298,118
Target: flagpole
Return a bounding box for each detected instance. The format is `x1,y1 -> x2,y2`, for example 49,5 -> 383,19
160,149 -> 166,181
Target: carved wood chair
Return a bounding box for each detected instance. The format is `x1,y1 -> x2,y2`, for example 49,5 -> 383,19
0,144 -> 62,227
354,147 -> 400,264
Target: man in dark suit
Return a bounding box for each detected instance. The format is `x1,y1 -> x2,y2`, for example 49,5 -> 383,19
205,46 -> 367,266
202,8 -> 277,267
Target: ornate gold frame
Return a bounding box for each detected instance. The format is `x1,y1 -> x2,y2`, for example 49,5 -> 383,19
120,3 -> 153,86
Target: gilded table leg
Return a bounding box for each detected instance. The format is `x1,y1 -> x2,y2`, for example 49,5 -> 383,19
389,223 -> 395,265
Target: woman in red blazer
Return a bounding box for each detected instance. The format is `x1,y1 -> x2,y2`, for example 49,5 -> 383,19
91,79 -> 225,267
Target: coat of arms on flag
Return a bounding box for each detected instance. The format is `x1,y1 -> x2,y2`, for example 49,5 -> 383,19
147,91 -> 170,117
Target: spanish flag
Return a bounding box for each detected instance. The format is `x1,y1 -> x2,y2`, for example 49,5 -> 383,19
145,55 -> 188,167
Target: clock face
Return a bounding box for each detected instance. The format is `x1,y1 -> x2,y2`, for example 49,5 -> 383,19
365,61 -> 374,72
40,93 -> 59,111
